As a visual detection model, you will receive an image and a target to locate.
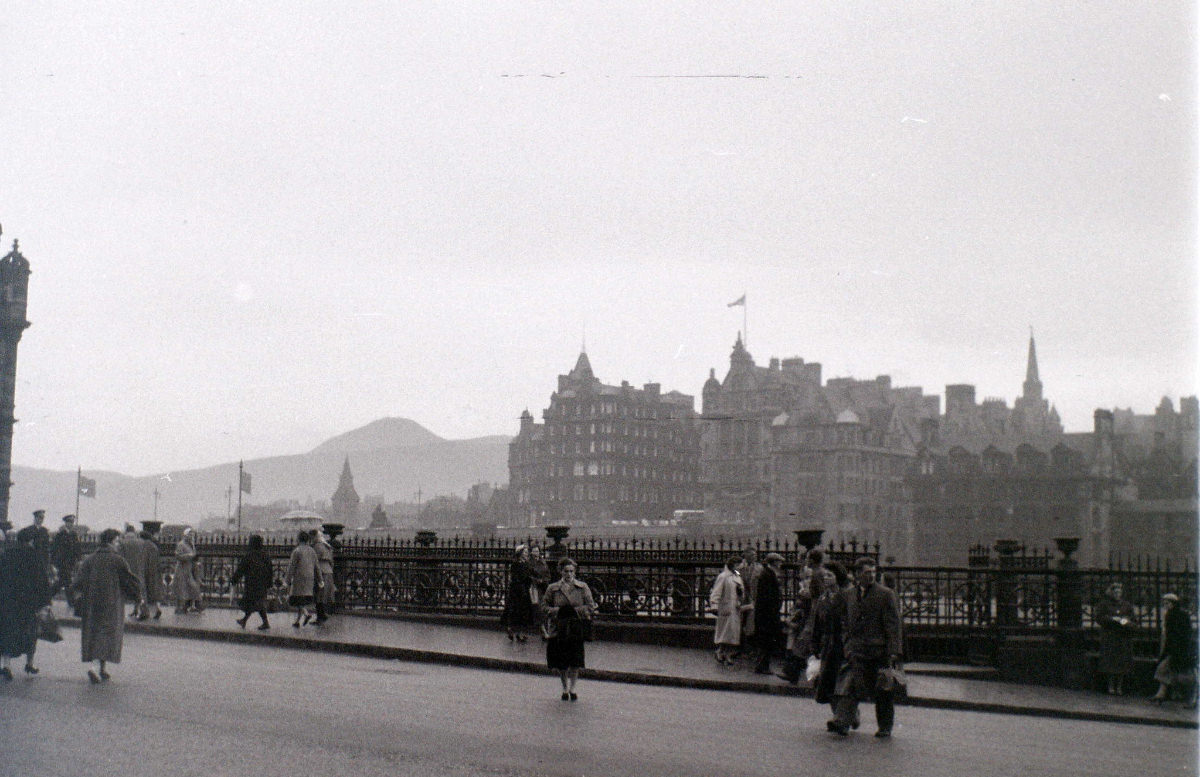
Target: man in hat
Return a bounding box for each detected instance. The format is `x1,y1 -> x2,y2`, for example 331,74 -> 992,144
51,514 -> 82,597
118,524 -> 148,619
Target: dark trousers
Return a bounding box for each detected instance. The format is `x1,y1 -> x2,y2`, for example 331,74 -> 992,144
833,655 -> 895,732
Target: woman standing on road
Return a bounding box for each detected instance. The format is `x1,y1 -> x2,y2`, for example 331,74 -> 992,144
232,534 -> 274,630
1096,582 -> 1136,696
285,531 -> 321,628
172,528 -> 203,614
501,545 -> 535,642
542,557 -> 595,700
70,528 -> 142,684
708,556 -> 746,666
0,526 -> 52,679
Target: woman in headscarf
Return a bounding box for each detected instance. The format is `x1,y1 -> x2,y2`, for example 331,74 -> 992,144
172,528 -> 203,614
0,526 -> 52,679
708,556 -> 746,666
500,544 -> 535,642
231,534 -> 274,630
1151,593 -> 1196,704
70,528 -> 142,684
1096,581 -> 1136,695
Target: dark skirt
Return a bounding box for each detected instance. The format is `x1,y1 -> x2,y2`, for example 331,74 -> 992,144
546,635 -> 585,670
287,595 -> 314,607
1098,628 -> 1135,676
0,610 -> 37,659
814,645 -> 844,705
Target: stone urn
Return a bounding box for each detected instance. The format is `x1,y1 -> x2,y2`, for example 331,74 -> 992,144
794,529 -> 825,554
414,529 -> 438,547
321,523 -> 345,542
544,525 -> 571,560
1053,536 -> 1080,562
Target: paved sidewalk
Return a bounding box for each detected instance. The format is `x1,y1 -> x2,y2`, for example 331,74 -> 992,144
51,602 -> 1197,729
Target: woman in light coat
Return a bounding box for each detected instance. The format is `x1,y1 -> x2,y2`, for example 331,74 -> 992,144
70,528 -> 142,683
541,557 -> 595,700
708,556 -> 746,665
286,530 -> 321,627
172,528 -> 203,613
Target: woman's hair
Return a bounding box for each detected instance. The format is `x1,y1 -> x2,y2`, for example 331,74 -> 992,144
826,560 -> 849,587
297,530 -> 309,543
99,527 -> 121,545
726,555 -> 741,571
1106,581 -> 1123,596
514,544 -> 527,559
248,534 -> 264,550
557,556 -> 577,572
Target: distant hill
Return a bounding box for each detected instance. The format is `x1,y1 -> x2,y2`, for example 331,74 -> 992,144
7,419 -> 512,532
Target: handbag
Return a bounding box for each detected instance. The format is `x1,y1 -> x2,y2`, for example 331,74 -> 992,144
805,655 -> 822,683
876,666 -> 907,692
37,608 -> 62,643
529,583 -> 540,606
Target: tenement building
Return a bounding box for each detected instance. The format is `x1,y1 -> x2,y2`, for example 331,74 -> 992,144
700,335 -> 939,550
508,352 -> 702,528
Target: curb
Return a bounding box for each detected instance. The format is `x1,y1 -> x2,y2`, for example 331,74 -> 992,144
57,618 -> 1197,730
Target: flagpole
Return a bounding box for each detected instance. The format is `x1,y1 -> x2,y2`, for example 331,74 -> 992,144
743,293 -> 748,348
237,460 -> 244,534
75,467 -> 81,524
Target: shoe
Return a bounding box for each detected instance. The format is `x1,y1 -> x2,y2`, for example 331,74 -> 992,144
561,692 -> 570,701
301,613 -> 313,626
875,729 -> 892,738
153,610 -> 162,620
99,670 -> 110,681
23,664 -> 38,675
258,623 -> 271,630
516,634 -> 527,643
292,620 -> 301,628
87,670 -> 101,684
507,632 -> 515,641
0,667 -> 12,681
826,720 -> 849,736
236,616 -> 248,629
569,692 -> 577,701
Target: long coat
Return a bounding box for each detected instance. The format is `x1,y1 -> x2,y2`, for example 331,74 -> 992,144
140,535 -> 162,605
232,549 -> 275,611
501,559 -> 536,629
709,569 -> 745,646
809,585 -> 852,704
50,527 -> 81,577
754,566 -> 784,648
0,544 -> 51,659
1096,595 -> 1136,676
286,544 -> 320,598
1161,605 -> 1196,673
71,546 -> 142,663
313,538 -> 336,604
173,539 -> 202,603
118,532 -> 148,601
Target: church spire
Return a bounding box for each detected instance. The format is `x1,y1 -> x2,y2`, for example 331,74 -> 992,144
1022,331 -> 1042,402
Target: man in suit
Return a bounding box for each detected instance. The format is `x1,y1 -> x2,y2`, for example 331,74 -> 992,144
753,553 -> 784,674
828,556 -> 903,738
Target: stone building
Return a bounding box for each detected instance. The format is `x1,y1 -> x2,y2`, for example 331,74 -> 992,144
0,237 -> 30,528
700,335 -> 939,544
508,352 -> 702,528
329,456 -> 361,527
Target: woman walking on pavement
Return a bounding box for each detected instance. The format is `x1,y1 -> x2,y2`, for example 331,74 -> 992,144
70,528 -> 142,684
286,530 -> 321,627
501,545 -> 535,642
0,526 -> 52,679
708,556 -> 747,666
173,527 -> 203,613
232,534 -> 274,630
542,557 -> 595,700
809,562 -> 854,721
312,530 -> 336,624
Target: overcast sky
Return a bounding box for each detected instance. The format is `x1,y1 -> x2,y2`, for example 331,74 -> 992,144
0,3 -> 1194,477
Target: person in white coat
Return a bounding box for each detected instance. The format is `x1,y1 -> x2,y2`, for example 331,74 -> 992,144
708,556 -> 747,666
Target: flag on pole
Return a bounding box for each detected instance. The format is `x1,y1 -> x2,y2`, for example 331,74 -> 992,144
78,474 -> 97,498
240,469 -> 252,495
727,294 -> 746,307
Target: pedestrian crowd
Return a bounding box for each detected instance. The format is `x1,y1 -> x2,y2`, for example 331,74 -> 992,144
2,513 -> 1196,724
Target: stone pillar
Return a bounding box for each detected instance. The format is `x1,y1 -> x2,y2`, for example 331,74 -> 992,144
1054,537 -> 1082,630
994,539 -> 1021,628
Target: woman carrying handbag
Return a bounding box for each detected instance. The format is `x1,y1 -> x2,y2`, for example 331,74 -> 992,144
541,557 -> 595,701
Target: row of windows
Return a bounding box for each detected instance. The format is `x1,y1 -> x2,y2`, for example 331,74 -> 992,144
548,421 -> 690,442
555,401 -> 686,420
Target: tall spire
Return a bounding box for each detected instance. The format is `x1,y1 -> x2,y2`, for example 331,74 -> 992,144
1022,331 -> 1042,401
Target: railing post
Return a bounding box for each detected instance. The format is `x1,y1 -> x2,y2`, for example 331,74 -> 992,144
994,539 -> 1021,628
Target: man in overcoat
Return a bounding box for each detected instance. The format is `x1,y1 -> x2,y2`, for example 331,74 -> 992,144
829,556 -> 903,738
753,553 -> 785,674
50,514 -> 82,596
118,525 -> 148,618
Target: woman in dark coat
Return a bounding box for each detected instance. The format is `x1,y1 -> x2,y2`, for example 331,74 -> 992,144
70,528 -> 142,684
1096,582 -> 1136,695
809,562 -> 853,717
541,557 -> 596,700
1152,593 -> 1196,703
232,534 -> 274,630
0,526 -> 52,679
501,545 -> 535,642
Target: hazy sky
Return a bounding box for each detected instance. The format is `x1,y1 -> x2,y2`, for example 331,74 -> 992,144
1,3 -> 1194,477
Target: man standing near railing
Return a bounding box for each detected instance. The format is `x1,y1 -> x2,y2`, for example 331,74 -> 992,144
828,556 -> 903,739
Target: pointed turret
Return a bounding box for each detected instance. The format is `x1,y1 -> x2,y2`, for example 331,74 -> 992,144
571,350 -> 594,381
1022,333 -> 1043,402
330,456 -> 361,525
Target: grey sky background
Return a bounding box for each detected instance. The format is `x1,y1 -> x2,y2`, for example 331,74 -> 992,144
1,3 -> 1194,477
